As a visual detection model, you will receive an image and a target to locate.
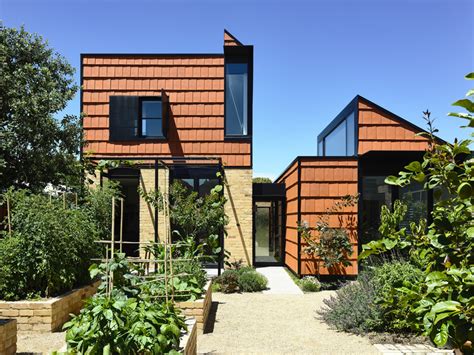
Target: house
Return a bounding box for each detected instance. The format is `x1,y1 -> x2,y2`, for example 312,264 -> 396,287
276,95 -> 436,277
81,30 -> 436,276
81,30 -> 253,264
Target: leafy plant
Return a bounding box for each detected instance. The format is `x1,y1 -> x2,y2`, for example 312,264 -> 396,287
0,189 -> 100,300
238,270 -> 268,292
359,73 -> 474,352
214,270 -> 240,293
298,195 -> 358,276
299,276 -> 321,292
252,177 -> 272,183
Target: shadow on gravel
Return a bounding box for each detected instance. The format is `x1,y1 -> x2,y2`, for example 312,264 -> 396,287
204,301 -> 221,334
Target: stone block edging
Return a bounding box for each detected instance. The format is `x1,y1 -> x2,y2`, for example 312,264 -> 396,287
176,279 -> 212,334
0,281 -> 99,332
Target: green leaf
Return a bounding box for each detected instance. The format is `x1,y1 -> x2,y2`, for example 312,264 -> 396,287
385,175 -> 400,186
405,161 -> 422,173
433,323 -> 449,347
452,99 -> 474,112
431,301 -> 461,314
465,72 -> 474,80
457,182 -> 472,199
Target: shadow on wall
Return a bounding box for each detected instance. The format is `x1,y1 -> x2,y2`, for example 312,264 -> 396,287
224,174 -> 251,265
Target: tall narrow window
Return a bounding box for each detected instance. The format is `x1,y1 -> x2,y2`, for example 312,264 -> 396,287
141,99 -> 163,137
225,63 -> 248,136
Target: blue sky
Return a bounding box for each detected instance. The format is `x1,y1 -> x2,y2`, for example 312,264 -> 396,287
3,0 -> 473,179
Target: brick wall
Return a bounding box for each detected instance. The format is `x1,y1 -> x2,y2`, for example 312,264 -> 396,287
139,168 -> 170,256
223,168 -> 253,265
176,280 -> 212,334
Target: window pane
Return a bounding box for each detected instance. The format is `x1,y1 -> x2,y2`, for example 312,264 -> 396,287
324,121 -> 346,156
142,118 -> 162,137
198,178 -> 219,196
318,140 -> 323,156
399,182 -> 427,229
142,101 -> 162,118
225,63 -> 248,136
361,176 -> 392,244
346,112 -> 355,156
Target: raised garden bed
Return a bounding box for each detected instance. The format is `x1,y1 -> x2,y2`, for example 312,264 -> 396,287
0,282 -> 99,332
0,319 -> 17,355
180,318 -> 197,355
176,279 -> 212,334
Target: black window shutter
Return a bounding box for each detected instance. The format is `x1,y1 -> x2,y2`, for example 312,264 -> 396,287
109,96 -> 139,141
161,89 -> 169,138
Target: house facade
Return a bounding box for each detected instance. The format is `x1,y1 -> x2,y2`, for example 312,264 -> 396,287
276,96 -> 434,277
81,31 -> 253,263
81,31 -> 436,276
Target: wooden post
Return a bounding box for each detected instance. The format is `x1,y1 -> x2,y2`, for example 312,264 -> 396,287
6,196 -> 12,237
119,198 -> 124,253
63,192 -> 66,208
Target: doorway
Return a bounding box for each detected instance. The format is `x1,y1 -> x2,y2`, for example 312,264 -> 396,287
252,183 -> 286,266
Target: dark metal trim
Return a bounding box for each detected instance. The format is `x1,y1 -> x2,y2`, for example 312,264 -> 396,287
297,159 -> 302,276
317,96 -> 358,144
224,29 -> 245,46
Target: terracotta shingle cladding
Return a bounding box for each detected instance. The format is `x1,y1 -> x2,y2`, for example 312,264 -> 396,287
82,35 -> 251,167
358,99 -> 430,154
276,158 -> 358,276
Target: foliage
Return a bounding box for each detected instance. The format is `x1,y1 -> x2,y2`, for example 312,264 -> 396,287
252,177 -> 272,183
0,189 -> 100,300
321,261 -> 423,334
214,270 -> 240,293
238,270 -> 268,292
298,195 -> 358,274
0,25 -> 81,191
299,276 -> 321,292
320,271 -> 380,334
359,73 -> 474,352
82,181 -> 121,240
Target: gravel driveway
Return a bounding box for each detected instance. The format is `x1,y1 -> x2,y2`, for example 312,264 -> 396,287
198,291 -> 378,355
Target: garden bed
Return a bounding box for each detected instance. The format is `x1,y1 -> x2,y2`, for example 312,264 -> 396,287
176,279 -> 212,334
0,319 -> 16,355
0,282 -> 99,332
180,318 -> 197,355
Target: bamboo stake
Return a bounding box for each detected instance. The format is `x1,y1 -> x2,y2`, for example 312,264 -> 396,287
6,196 -> 12,237
63,192 -> 66,208
75,193 -> 78,207
120,198 -> 124,253
110,197 -> 115,289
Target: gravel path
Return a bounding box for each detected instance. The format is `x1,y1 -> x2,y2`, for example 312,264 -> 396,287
17,331 -> 65,354
198,291 -> 379,355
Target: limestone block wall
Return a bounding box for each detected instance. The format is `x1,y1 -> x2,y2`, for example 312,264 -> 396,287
223,168 -> 253,265
0,319 -> 16,355
0,282 -> 98,332
176,280 -> 212,334
139,168 -> 170,257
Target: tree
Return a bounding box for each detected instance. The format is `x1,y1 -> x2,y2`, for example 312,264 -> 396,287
0,25 -> 81,192
252,177 -> 272,183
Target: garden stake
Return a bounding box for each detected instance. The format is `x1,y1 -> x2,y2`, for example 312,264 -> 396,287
120,198 -> 124,253
63,192 -> 66,208
6,196 -> 12,237
110,197 -> 115,287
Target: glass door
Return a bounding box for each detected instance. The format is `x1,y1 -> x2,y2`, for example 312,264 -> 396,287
254,200 -> 283,265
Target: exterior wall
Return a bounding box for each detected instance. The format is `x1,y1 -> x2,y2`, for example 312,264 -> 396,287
139,167 -> 169,256
299,158 -> 358,276
275,161 -> 299,274
358,100 -> 430,155
81,32 -> 251,168
0,319 -> 16,355
224,168 -> 253,265
276,157 -> 358,276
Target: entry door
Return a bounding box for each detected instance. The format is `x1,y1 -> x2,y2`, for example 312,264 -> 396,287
254,201 -> 283,265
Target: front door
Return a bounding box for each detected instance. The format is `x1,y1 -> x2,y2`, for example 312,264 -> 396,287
254,200 -> 284,266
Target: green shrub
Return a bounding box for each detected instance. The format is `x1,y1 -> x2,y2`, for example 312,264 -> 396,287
214,270 -> 240,293
0,189 -> 100,300
237,265 -> 255,275
320,272 -> 380,334
300,276 -> 321,292
238,271 -> 268,292
320,261 -> 424,334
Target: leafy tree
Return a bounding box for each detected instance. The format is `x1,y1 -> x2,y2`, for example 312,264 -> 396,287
252,177 -> 272,183
0,25 -> 80,191
360,73 -> 474,353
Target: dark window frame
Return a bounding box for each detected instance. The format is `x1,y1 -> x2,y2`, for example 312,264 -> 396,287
138,96 -> 165,139
224,46 -> 253,141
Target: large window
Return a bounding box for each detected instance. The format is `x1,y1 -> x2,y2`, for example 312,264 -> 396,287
319,112 -> 355,156
225,63 -> 248,136
140,99 -> 163,137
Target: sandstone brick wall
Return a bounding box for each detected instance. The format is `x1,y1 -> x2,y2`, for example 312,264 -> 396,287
0,282 -> 98,332
180,318 -> 197,355
0,319 -> 16,355
139,167 -> 170,257
224,168 -> 253,265
176,280 -> 212,334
